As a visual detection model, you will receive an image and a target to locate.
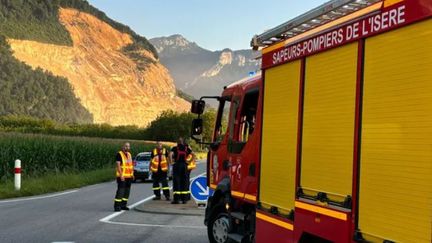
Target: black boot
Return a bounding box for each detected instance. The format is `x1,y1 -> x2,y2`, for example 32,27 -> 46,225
114,201 -> 122,212
120,200 -> 129,210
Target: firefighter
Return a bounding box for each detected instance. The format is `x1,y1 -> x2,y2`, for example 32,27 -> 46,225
114,142 -> 134,212
170,137 -> 193,204
151,141 -> 170,201
185,153 -> 197,201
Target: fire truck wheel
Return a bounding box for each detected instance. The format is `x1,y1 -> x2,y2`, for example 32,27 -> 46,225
208,207 -> 232,243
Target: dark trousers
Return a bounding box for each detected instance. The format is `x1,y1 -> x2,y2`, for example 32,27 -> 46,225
152,171 -> 170,198
114,178 -> 132,209
173,162 -> 188,202
186,171 -> 191,201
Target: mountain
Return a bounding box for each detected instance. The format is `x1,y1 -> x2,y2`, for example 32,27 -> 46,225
0,0 -> 189,126
150,35 -> 260,100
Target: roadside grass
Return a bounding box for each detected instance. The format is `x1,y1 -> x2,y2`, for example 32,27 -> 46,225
195,152 -> 208,160
0,167 -> 114,199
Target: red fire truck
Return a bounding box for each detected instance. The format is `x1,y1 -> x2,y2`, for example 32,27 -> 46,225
190,0 -> 432,242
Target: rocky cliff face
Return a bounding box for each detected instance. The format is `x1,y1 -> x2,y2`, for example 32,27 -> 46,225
150,35 -> 260,100
8,8 -> 189,126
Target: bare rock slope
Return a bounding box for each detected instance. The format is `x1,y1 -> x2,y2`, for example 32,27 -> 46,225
8,8 -> 189,126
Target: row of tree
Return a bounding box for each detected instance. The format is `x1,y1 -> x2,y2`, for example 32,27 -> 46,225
145,110 -> 215,143
0,109 -> 217,151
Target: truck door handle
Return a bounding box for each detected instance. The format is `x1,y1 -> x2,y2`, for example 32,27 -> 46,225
249,163 -> 256,176
223,160 -> 231,170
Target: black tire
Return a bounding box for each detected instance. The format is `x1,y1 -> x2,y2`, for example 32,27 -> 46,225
207,206 -> 232,243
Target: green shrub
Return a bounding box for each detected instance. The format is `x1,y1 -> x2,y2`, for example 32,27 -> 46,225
144,109 -> 216,150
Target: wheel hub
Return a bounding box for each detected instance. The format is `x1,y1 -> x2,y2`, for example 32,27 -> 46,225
213,216 -> 230,243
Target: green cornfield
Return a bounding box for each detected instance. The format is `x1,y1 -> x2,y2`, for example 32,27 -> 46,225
0,132 -> 155,181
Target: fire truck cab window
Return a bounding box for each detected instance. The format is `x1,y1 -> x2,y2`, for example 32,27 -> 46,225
215,97 -> 232,142
238,90 -> 258,143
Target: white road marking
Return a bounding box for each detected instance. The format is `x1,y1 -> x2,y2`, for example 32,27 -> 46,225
99,172 -> 206,226
99,211 -> 125,222
0,190 -> 78,204
99,195 -> 156,222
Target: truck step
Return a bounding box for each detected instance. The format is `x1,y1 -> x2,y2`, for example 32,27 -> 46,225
227,233 -> 244,243
231,212 -> 246,221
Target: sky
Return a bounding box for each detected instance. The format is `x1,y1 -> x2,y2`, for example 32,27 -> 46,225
88,0 -> 329,51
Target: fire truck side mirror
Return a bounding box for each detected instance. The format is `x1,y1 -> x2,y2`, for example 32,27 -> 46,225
191,100 -> 205,115
191,118 -> 203,137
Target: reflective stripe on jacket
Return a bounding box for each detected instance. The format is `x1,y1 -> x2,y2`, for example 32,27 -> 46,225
116,151 -> 134,178
186,154 -> 196,171
151,148 -> 168,172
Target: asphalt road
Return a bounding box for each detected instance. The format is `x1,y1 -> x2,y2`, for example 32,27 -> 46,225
0,161 -> 208,243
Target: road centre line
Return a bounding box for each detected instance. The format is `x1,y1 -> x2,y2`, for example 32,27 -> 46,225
99,172 -> 206,225
0,190 -> 78,204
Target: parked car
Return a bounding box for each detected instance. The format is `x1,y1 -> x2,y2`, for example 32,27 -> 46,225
133,152 -> 152,182
133,151 -> 173,182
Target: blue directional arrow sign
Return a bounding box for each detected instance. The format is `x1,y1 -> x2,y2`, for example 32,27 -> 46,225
190,176 -> 210,202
